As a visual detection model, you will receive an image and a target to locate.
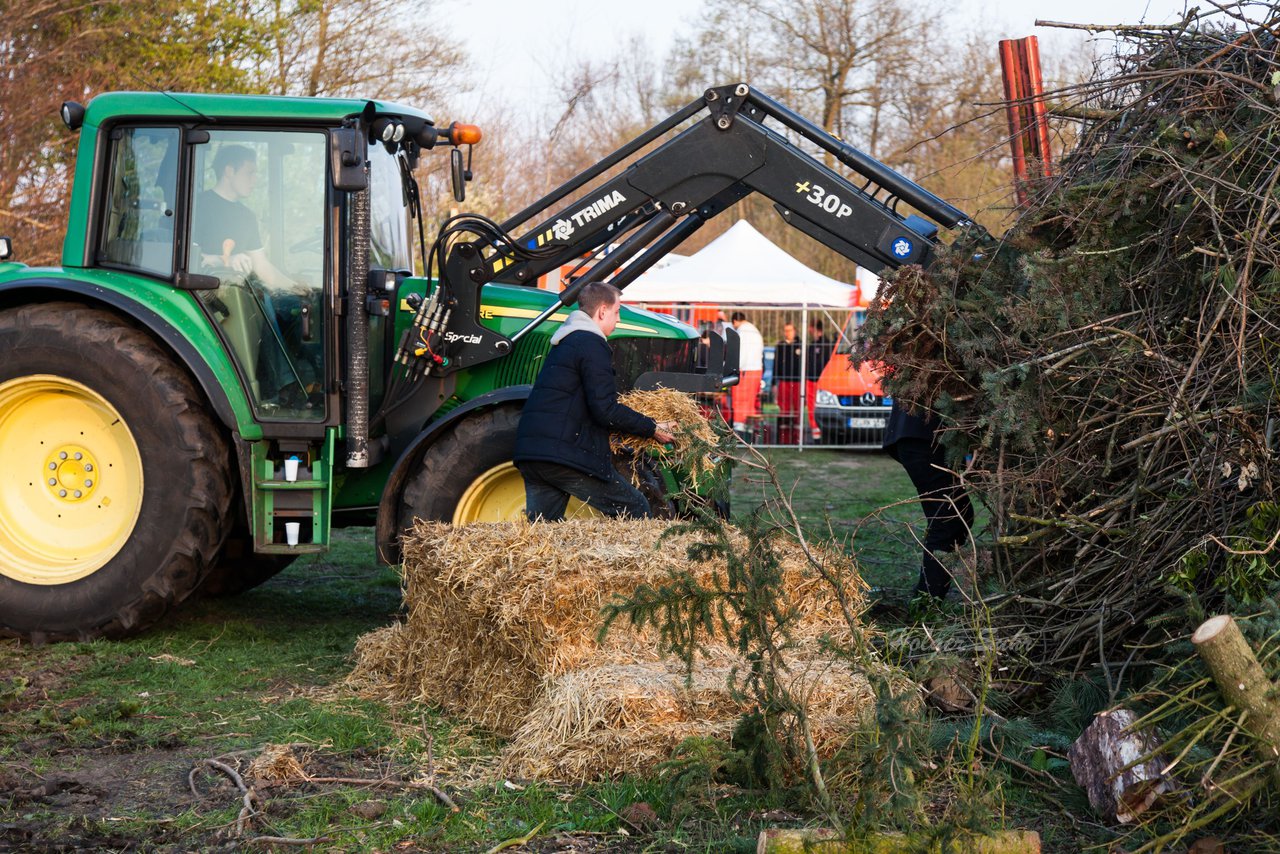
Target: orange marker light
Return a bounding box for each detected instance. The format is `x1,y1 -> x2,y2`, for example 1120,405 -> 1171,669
448,122 -> 483,145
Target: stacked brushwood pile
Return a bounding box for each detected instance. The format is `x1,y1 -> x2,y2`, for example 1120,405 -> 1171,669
347,519 -> 896,781
862,12 -> 1280,677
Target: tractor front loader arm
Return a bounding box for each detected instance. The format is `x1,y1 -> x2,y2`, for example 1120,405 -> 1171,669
397,83 -> 983,382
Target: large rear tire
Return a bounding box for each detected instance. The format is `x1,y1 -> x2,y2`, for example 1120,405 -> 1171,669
0,303 -> 233,641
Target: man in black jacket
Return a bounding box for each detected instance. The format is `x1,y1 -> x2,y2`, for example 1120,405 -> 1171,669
515,282 -> 676,521
883,402 -> 973,599
773,322 -> 803,445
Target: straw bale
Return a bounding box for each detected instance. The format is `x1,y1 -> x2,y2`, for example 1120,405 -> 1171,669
345,625 -> 412,698
501,655 -> 882,781
348,518 -> 869,738
612,388 -> 721,484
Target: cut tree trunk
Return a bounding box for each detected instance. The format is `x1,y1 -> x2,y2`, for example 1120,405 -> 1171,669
1068,708 -> 1174,823
755,828 -> 1041,853
1192,614 -> 1280,789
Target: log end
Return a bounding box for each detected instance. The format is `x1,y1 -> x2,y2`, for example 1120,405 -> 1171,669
1192,614 -> 1233,646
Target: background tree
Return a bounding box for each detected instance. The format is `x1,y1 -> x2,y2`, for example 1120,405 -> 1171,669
250,0 -> 464,101
2,0 -> 1090,275
0,0 -> 463,266
0,0 -> 260,264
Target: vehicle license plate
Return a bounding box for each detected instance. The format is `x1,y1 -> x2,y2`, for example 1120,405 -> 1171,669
848,417 -> 886,429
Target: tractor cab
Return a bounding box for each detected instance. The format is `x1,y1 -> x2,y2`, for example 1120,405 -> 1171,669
93,113 -> 417,426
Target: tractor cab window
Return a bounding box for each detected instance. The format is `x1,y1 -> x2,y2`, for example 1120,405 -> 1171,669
188,130 -> 328,420
98,127 -> 179,277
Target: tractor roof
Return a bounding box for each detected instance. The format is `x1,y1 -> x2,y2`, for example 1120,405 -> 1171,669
82,91 -> 433,128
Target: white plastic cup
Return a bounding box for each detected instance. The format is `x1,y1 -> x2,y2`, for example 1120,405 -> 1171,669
285,522 -> 301,546
283,456 -> 300,482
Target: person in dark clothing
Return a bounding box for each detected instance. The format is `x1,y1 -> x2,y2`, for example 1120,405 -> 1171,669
192,145 -> 296,289
773,322 -> 804,445
883,401 -> 973,598
804,319 -> 833,442
515,282 -> 676,521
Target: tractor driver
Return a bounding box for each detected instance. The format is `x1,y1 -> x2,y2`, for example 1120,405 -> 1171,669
193,145 -> 299,291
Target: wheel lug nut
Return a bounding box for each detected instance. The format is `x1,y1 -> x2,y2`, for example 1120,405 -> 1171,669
58,489 -> 67,497
59,451 -> 68,459
48,478 -> 57,486
84,464 -> 93,472
48,462 -> 56,470
73,490 -> 82,498
74,452 -> 83,460
85,480 -> 93,488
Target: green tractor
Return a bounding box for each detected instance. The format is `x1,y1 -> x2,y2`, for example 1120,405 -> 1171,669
1,82 -> 973,643
0,92 -> 735,642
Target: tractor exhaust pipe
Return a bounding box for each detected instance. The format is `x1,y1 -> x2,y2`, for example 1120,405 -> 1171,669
345,184 -> 372,468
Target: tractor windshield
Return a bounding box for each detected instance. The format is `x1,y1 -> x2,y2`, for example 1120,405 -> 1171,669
363,145 -> 415,412
368,144 -> 413,272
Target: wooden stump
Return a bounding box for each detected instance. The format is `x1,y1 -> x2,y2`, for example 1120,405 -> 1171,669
1192,614 -> 1280,789
1068,708 -> 1173,823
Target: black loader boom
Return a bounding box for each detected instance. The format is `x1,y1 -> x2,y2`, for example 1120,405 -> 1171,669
398,83 -> 982,391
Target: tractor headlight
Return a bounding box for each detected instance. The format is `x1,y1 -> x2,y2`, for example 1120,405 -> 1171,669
61,101 -> 85,131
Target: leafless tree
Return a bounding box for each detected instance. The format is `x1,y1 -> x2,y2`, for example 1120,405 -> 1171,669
249,0 -> 467,103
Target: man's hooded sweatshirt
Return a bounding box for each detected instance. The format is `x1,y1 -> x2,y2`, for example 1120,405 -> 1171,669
514,310 -> 657,480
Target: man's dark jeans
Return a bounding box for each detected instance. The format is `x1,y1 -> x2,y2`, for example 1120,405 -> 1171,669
894,438 -> 973,597
517,460 -> 651,522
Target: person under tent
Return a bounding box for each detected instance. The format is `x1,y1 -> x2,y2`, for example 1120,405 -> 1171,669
728,311 -> 764,439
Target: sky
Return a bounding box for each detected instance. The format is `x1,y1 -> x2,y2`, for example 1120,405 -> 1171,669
453,0 -> 1201,111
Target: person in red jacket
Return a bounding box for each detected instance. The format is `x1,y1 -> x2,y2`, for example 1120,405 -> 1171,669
514,282 -> 675,521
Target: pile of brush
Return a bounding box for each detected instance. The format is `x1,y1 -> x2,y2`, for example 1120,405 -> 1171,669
347,518 -> 892,781
862,8 -> 1280,676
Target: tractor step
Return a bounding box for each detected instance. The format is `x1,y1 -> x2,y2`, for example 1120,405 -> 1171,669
248,431 -> 334,554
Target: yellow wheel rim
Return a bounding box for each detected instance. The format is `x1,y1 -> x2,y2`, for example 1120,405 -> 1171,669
452,462 -> 601,524
0,375 -> 144,584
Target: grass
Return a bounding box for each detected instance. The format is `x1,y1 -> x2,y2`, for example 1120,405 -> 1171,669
733,449 -> 947,590
0,449 -> 1074,853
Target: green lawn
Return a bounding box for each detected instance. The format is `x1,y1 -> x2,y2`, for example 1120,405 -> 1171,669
732,449 -> 924,590
1,449 -> 1011,853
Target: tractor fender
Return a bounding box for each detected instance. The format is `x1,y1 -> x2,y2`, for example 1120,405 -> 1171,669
374,385 -> 531,564
0,277 -> 237,429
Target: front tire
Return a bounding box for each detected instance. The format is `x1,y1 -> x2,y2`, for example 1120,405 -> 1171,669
0,303 -> 233,641
398,406 -> 605,528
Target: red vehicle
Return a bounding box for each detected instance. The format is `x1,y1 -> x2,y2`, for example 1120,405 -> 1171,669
812,309 -> 891,448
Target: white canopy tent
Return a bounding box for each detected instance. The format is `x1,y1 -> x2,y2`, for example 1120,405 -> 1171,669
621,219 -> 873,307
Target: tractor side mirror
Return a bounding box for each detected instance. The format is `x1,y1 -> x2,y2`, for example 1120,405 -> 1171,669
330,128 -> 368,192
450,148 -> 466,203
